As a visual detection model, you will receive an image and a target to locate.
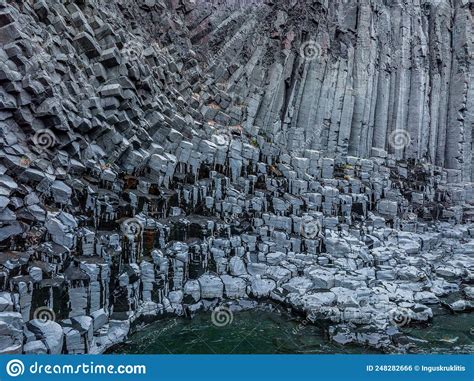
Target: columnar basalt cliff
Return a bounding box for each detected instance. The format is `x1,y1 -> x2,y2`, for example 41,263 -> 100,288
0,0 -> 473,354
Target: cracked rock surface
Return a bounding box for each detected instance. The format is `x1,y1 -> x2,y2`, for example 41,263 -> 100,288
0,0 -> 473,354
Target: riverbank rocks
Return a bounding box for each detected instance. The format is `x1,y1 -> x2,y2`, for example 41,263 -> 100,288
249,277 -> 276,298
24,320 -> 64,355
198,274 -> 224,299
221,275 -> 247,299
0,0 -> 472,354
0,312 -> 23,354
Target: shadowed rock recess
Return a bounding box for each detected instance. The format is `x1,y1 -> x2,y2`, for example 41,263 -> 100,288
0,0 -> 473,354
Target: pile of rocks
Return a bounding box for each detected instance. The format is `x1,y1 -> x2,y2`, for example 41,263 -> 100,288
0,0 -> 472,354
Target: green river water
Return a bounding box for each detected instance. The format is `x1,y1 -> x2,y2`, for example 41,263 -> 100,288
110,307 -> 473,354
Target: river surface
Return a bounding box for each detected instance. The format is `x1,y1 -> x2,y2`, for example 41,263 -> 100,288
110,307 -> 473,354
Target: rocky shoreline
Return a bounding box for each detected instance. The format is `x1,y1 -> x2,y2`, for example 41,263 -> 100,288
0,0 -> 473,355
2,150 -> 472,354
109,302 -> 473,354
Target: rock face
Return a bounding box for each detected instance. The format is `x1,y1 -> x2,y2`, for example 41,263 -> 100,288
0,0 -> 473,353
